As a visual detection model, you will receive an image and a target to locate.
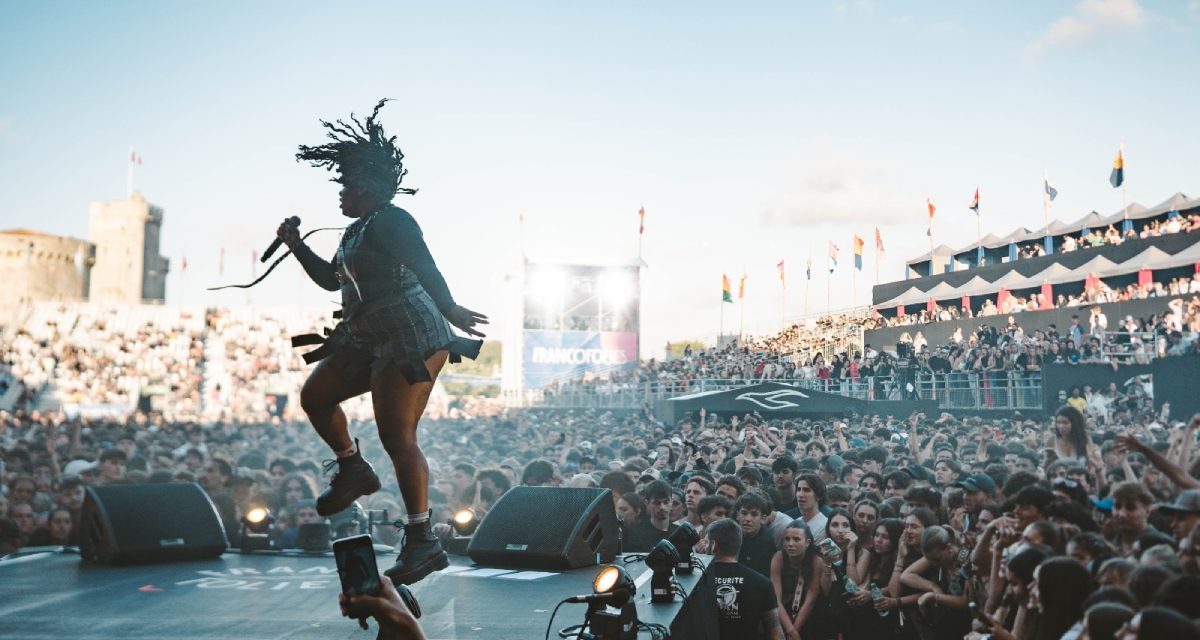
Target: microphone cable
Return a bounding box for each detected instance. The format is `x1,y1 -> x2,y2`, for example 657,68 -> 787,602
207,226 -> 341,291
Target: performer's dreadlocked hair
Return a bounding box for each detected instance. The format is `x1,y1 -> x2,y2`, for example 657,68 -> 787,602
295,98 -> 417,201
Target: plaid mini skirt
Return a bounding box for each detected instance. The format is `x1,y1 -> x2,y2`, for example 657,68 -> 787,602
292,282 -> 481,385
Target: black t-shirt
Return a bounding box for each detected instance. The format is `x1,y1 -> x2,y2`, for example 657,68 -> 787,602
710,560 -> 777,640
737,527 -> 778,579
622,516 -> 678,553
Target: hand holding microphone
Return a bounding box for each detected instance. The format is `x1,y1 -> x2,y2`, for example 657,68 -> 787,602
264,216 -> 301,262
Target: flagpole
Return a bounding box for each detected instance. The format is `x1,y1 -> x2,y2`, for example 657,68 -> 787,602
1043,167 -> 1051,250
1042,167 -> 1050,230
1120,143 -> 1128,222
852,260 -> 857,308
874,236 -> 880,286
975,206 -> 982,267
826,250 -> 831,315
637,206 -> 644,262
719,296 -> 725,347
739,273 -> 745,341
780,272 -> 786,331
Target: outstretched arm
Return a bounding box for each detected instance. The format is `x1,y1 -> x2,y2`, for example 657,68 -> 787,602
1116,425 -> 1200,490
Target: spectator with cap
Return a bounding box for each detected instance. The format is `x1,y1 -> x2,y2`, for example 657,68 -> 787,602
1156,489 -> 1200,542
955,473 -> 998,516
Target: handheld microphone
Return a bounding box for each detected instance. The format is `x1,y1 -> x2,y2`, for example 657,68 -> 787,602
261,216 -> 301,263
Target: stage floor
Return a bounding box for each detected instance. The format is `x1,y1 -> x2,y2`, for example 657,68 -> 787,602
0,547 -> 711,639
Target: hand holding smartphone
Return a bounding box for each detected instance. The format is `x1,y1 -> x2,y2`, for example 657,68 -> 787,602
334,534 -> 381,598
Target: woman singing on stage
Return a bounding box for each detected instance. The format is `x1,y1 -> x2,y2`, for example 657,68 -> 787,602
278,99 -> 487,585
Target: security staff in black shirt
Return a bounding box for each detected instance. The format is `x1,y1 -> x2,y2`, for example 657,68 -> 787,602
706,518 -> 783,640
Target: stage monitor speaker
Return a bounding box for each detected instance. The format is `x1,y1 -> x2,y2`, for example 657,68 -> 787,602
467,486 -> 618,570
80,483 -> 228,565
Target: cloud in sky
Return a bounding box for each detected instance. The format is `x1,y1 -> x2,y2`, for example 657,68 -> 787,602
1026,0 -> 1148,60
760,141 -> 915,227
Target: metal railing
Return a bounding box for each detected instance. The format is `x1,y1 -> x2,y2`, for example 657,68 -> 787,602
509,372 -> 1045,411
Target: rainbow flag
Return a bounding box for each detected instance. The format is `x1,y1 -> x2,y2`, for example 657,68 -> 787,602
722,274 -> 733,303
969,187 -> 980,214
852,235 -> 864,270
1110,146 -> 1124,188
926,199 -> 936,236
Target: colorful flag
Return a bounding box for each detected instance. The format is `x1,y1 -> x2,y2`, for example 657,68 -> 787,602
1110,146 -> 1124,188
926,198 -> 936,236
777,260 -> 786,289
828,241 -> 838,272
852,235 -> 864,270
129,149 -> 143,165
722,274 -> 733,303
738,274 -> 747,299
181,254 -> 187,272
969,187 -> 979,214
805,250 -> 812,281
638,206 -> 645,235
874,227 -> 885,255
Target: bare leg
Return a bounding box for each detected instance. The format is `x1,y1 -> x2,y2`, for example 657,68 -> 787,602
300,358 -> 371,453
371,350 -> 449,515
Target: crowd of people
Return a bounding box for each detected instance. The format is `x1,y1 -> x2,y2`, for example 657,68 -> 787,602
2,393 -> 1199,639
872,273 -> 1200,330
547,294 -> 1199,414
0,303 -> 378,424
998,210 -> 1200,263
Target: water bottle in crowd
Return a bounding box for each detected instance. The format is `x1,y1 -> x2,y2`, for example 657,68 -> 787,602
870,582 -> 889,617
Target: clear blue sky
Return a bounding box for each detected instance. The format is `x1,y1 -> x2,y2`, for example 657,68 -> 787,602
2,1 -> 1198,355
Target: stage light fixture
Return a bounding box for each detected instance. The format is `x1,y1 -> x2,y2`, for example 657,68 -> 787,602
239,506 -> 276,552
645,539 -> 681,603
667,521 -> 700,575
572,565 -> 638,640
451,508 -> 479,536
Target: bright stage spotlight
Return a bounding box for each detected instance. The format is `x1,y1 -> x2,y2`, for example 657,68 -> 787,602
240,506 -> 276,552
451,508 -> 479,536
667,521 -> 700,575
563,565 -> 638,640
646,539 -> 681,603
528,267 -> 567,312
598,270 -> 635,306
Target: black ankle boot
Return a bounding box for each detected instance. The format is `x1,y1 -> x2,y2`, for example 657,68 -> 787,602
315,438 -> 381,517
385,512 -> 449,585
